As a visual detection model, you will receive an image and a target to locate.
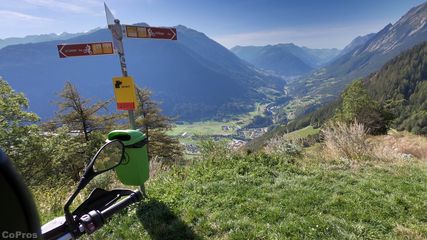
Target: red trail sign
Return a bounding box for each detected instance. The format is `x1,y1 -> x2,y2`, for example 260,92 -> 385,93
125,25 -> 177,40
57,42 -> 114,58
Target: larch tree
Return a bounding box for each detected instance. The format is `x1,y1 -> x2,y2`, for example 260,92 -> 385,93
135,87 -> 183,165
55,81 -> 120,141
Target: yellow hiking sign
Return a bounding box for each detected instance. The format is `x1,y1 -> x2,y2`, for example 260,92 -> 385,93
112,76 -> 137,110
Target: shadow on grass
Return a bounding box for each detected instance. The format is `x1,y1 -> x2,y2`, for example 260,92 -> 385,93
137,198 -> 202,240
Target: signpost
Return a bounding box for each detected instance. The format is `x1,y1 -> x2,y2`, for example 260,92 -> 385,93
124,25 -> 177,40
54,3 -> 178,192
104,3 -> 176,129
57,3 -> 177,130
57,42 -> 114,58
106,15 -> 137,129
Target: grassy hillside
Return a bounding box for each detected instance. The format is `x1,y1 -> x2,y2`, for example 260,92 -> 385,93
33,133 -> 427,239
245,126 -> 320,152
282,126 -> 320,139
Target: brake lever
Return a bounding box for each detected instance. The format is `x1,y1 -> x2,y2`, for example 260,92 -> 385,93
79,190 -> 142,235
72,188 -> 134,219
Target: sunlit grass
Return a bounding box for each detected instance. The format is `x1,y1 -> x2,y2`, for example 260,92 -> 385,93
34,134 -> 427,239
283,126 -> 320,139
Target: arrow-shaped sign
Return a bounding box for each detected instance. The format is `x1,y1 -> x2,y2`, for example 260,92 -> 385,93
124,25 -> 177,40
57,42 -> 114,58
104,2 -> 115,26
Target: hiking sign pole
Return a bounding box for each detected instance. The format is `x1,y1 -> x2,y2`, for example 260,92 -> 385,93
57,4 -> 176,130
105,4 -> 137,130
104,3 -> 177,129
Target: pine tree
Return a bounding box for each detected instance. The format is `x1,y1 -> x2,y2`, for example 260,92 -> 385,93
50,81 -> 123,181
334,80 -> 388,134
55,81 -> 120,141
135,87 -> 183,165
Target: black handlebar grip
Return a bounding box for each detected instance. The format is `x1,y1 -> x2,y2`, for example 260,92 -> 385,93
101,191 -> 143,220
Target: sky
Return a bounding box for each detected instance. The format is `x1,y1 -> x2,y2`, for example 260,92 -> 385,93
0,0 -> 425,49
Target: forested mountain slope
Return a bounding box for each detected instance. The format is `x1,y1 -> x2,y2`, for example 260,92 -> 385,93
251,40 -> 427,150
364,42 -> 427,133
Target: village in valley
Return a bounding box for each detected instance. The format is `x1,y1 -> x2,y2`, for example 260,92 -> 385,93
178,124 -> 268,155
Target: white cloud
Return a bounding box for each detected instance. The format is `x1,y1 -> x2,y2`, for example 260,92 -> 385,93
0,10 -> 52,22
23,0 -> 104,15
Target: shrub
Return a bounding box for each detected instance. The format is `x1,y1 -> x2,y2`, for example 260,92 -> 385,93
199,140 -> 231,161
321,121 -> 372,160
264,135 -> 302,157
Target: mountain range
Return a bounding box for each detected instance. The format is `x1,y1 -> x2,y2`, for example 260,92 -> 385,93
289,1 -> 427,98
0,28 -> 101,49
231,44 -> 340,77
337,33 -> 375,57
1,1 -> 426,124
248,40 -> 427,149
292,40 -> 427,134
0,24 -> 283,121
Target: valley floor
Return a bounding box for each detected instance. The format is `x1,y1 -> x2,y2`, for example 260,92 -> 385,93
168,103 -> 269,155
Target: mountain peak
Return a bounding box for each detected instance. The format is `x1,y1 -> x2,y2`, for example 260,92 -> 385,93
133,22 -> 150,27
276,43 -> 297,47
360,1 -> 427,54
339,33 -> 375,56
290,1 -> 427,102
0,28 -> 101,49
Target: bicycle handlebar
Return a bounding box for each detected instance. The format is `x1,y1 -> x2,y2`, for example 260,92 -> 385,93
42,190 -> 143,240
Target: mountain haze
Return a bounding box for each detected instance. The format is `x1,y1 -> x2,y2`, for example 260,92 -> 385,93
231,44 -> 340,77
0,24 -> 283,121
290,1 -> 427,98
0,29 -> 101,49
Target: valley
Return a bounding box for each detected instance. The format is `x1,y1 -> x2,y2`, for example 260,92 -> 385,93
169,103 -> 270,155
1,1 -> 427,239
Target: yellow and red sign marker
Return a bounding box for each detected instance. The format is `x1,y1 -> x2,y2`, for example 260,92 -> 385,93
112,76 -> 137,110
125,25 -> 177,40
57,42 -> 114,58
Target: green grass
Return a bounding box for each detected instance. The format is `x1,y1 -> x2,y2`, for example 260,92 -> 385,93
281,96 -> 322,120
74,151 -> 427,239
283,126 -> 320,139
168,121 -> 239,136
245,125 -> 321,152
32,132 -> 427,240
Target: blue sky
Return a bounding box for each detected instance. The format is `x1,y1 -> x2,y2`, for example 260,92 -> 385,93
0,0 -> 425,49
